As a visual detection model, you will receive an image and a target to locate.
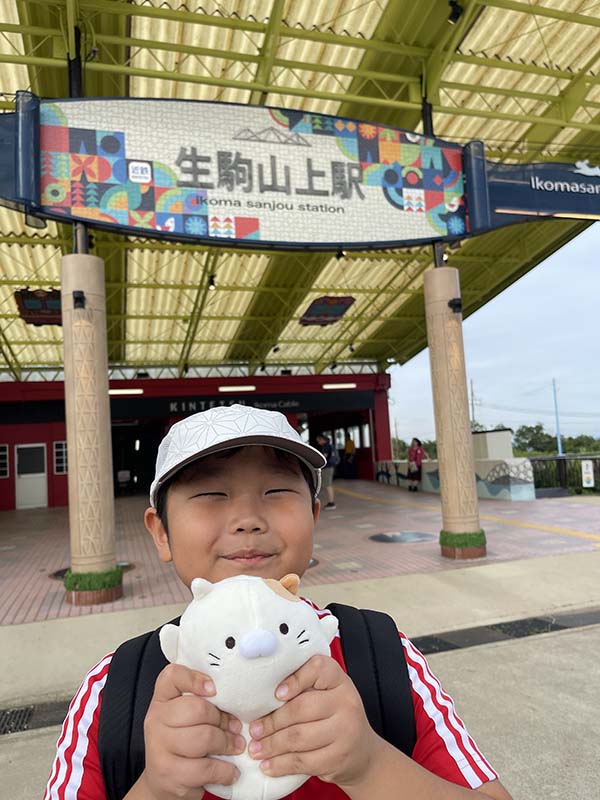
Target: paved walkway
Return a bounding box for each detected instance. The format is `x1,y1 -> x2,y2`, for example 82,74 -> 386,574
1,480 -> 599,626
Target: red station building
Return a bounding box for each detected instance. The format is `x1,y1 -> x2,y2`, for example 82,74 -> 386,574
0,373 -> 392,511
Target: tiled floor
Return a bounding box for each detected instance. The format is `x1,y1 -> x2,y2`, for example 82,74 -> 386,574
1,480 -> 599,626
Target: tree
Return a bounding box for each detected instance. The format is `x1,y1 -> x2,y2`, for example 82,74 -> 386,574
562,434 -> 599,454
513,423 -> 555,453
391,437 -> 407,459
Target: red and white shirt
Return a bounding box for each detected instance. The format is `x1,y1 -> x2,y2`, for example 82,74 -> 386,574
43,604 -> 497,799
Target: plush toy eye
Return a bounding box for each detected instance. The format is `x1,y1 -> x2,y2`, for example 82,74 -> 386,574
279,623 -> 289,635
225,636 -> 236,649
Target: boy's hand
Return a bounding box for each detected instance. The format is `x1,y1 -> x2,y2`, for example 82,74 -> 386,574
248,655 -> 383,789
138,663 -> 245,800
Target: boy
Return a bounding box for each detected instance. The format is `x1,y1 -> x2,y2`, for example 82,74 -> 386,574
44,405 -> 511,800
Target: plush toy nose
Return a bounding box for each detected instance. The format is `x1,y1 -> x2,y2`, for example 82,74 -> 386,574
239,629 -> 278,659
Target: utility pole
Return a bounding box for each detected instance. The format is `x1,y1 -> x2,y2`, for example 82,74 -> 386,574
470,378 -> 475,423
552,378 -> 563,456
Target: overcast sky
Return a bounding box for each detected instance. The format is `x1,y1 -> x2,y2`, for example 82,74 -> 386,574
388,222 -> 600,443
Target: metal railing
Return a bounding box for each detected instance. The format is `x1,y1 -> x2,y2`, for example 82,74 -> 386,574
529,454 -> 600,492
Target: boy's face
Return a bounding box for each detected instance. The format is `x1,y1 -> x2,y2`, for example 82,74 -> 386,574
144,446 -> 320,587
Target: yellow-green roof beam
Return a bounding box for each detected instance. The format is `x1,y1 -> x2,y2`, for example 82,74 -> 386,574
177,251 -> 220,377
249,0 -> 284,106
65,0 -> 79,60
3,55 -> 600,134
424,0 -> 481,105
0,324 -> 22,380
522,50 -> 600,160
92,33 -> 420,90
68,0 -> 431,59
0,277 -> 423,294
225,252 -> 332,367
479,0 -> 600,28
313,255 -> 431,374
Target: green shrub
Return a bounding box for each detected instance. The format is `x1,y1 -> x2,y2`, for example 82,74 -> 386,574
63,567 -> 123,591
439,529 -> 486,548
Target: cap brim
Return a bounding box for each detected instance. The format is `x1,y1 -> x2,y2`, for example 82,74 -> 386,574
151,435 -> 326,505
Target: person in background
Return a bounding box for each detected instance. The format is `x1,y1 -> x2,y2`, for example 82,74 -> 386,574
316,433 -> 337,509
407,437 -> 428,492
343,434 -> 356,479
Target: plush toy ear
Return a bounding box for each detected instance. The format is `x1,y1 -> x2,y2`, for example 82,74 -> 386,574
159,623 -> 180,663
280,573 -> 300,595
190,577 -> 214,600
320,613 -> 339,645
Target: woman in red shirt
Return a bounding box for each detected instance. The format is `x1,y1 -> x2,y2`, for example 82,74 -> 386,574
407,437 -> 428,492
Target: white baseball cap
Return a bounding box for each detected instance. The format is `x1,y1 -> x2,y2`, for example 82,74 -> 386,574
149,403 -> 326,506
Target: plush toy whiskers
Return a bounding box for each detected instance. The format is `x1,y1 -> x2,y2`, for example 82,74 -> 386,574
160,573 -> 339,800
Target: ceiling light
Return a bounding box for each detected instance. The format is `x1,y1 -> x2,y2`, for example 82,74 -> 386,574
208,274 -> 216,291
109,388 -> 144,396
259,363 -> 266,372
349,344 -> 355,353
448,0 -> 463,24
331,362 -> 338,370
218,385 -> 256,393
272,345 -> 280,353
322,383 -> 357,390
335,249 -> 346,260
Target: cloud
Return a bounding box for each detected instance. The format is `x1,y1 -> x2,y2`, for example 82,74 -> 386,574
389,223 -> 600,440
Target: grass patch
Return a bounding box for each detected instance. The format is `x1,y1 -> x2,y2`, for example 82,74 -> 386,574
439,530 -> 487,548
63,567 -> 123,592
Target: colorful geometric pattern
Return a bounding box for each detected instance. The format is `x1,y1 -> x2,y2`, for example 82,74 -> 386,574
39,104 -> 260,242
271,110 -> 467,237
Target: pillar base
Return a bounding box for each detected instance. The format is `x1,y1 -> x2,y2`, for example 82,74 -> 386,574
63,566 -> 123,605
65,584 -> 123,606
439,529 -> 486,560
441,545 -> 487,560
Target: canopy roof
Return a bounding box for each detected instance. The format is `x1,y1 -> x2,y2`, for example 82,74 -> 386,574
0,0 -> 597,381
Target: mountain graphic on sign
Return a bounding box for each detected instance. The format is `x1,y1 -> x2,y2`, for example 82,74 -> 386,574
233,127 -> 311,146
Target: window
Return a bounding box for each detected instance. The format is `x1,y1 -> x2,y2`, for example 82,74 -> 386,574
17,445 -> 45,475
54,441 -> 68,475
361,424 -> 371,448
0,444 -> 8,478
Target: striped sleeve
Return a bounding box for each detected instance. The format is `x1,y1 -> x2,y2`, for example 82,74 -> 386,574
401,634 -> 498,788
43,654 -> 113,800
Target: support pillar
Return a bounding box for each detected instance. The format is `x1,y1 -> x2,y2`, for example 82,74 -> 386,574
61,254 -> 120,598
424,267 -> 486,558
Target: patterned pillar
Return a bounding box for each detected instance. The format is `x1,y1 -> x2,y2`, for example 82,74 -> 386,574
61,254 -> 116,572
424,267 -> 481,534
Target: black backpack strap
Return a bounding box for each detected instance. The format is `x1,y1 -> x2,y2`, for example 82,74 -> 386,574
326,603 -> 416,757
99,618 -> 179,800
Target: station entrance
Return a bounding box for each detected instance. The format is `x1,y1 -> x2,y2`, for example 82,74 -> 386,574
0,373 -> 391,510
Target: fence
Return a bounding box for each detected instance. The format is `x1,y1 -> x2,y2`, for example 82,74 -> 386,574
529,454 -> 600,492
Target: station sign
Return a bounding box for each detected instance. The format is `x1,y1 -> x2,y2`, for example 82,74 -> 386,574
1,91 -> 598,251
1,92 -> 467,250
486,159 -> 600,228
0,390 -> 375,425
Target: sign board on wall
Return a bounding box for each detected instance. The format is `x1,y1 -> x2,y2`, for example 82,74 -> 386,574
0,391 -> 376,424
581,459 -> 595,489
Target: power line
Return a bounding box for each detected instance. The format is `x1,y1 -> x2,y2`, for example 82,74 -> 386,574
475,400 -> 600,420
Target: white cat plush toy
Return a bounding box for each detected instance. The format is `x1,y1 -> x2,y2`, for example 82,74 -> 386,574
159,573 -> 339,800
